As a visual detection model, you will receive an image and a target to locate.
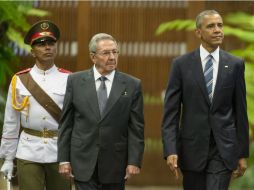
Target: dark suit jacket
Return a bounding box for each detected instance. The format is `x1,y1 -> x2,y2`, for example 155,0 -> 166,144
58,68 -> 144,183
161,48 -> 249,171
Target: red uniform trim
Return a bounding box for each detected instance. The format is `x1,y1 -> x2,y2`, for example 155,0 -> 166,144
16,68 -> 31,75
30,31 -> 56,44
58,68 -> 72,73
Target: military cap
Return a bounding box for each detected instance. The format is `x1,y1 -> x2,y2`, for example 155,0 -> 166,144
24,20 -> 60,45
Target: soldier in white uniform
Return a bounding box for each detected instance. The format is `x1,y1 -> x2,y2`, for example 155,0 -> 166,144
0,20 -> 71,190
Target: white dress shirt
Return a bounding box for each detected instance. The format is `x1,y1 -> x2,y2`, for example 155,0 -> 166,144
200,45 -> 220,97
93,65 -> 115,97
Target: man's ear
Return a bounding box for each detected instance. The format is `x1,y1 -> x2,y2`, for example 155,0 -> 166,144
30,49 -> 35,57
90,53 -> 96,63
195,28 -> 201,39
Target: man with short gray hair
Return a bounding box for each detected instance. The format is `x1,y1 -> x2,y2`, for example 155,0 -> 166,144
58,33 -> 145,190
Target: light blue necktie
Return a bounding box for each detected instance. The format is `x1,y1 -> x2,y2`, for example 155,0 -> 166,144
97,76 -> 108,116
204,55 -> 213,102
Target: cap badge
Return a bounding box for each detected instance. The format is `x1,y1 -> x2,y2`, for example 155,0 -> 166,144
40,22 -> 49,30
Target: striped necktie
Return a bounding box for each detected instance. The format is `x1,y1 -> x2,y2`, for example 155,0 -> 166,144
204,55 -> 213,102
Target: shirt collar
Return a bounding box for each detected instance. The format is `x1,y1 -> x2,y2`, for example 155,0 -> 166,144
93,65 -> 115,82
200,45 -> 219,63
33,64 -> 57,75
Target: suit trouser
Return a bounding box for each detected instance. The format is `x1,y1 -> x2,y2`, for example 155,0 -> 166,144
17,158 -> 71,190
74,163 -> 125,190
181,133 -> 232,190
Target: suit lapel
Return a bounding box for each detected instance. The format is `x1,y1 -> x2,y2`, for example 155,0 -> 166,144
191,49 -> 211,105
101,71 -> 126,120
81,69 -> 101,120
211,50 -> 228,108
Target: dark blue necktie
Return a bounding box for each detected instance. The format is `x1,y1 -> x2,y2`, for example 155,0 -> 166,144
204,55 -> 213,102
97,76 -> 108,116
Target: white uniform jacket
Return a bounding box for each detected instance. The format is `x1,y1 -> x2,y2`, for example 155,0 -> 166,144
0,64 -> 69,163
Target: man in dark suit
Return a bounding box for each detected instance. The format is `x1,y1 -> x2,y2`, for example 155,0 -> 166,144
161,10 -> 249,190
57,33 -> 144,190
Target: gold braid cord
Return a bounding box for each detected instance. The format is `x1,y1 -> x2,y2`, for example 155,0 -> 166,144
11,75 -> 29,111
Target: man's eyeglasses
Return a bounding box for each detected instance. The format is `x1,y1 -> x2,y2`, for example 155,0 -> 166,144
94,50 -> 120,57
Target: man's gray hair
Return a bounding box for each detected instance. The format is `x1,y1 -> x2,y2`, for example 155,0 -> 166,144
196,10 -> 221,29
89,33 -> 118,53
